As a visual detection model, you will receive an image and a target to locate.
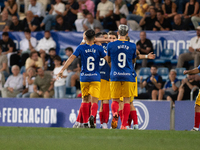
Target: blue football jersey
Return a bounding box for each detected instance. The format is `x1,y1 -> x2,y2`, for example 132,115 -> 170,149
107,40 -> 137,82
73,44 -> 106,82
99,43 -> 110,81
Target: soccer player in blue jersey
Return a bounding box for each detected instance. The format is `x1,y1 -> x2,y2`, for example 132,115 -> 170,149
107,25 -> 137,129
98,31 -> 118,129
184,66 -> 200,131
57,29 -> 107,128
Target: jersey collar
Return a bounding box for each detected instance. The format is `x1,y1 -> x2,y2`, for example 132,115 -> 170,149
86,43 -> 94,46
118,39 -> 128,41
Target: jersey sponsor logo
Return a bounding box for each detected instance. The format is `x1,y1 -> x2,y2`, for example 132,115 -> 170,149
133,101 -> 149,130
113,71 -> 131,76
81,73 -> 98,76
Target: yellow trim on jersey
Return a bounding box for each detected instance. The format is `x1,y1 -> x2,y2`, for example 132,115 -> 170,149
118,39 -> 128,41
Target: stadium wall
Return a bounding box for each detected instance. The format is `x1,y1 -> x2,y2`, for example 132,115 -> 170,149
1,31 -> 196,58
0,98 -> 172,130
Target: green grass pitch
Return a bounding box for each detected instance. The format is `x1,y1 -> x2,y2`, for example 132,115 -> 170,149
0,127 -> 200,150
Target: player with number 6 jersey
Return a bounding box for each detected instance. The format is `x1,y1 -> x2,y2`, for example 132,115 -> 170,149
57,29 -> 107,128
107,25 -> 137,129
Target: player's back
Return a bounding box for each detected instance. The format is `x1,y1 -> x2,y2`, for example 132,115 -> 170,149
73,44 -> 106,82
99,43 -> 110,81
107,40 -> 136,82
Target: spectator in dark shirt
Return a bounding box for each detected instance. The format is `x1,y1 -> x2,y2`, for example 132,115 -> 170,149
138,65 -> 162,100
177,74 -> 200,101
162,0 -> 177,20
45,48 -> 56,71
153,10 -> 171,31
0,32 -> 16,54
136,31 -> 153,67
149,0 -> 162,11
22,11 -> 41,31
63,0 -> 79,29
172,14 -> 186,31
159,69 -> 181,102
64,47 -> 80,87
9,15 -> 22,31
139,8 -> 157,30
54,15 -> 72,31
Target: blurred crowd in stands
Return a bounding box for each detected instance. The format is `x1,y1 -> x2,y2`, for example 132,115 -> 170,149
1,0 -> 200,32
1,0 -> 200,101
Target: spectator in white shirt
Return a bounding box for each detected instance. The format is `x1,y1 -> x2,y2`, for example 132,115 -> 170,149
20,28 -> 37,66
177,26 -> 200,68
20,28 -> 37,54
40,0 -> 65,30
16,67 -> 36,98
28,0 -> 45,22
83,13 -> 103,31
96,0 -> 116,30
2,65 -> 23,98
52,56 -> 68,98
36,31 -> 56,54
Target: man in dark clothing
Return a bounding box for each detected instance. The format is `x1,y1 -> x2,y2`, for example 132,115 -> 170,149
9,15 -> 22,31
0,32 -> 16,54
139,8 -> 157,30
177,74 -> 200,100
172,14 -> 186,31
63,0 -> 79,29
153,10 -> 171,31
137,65 -> 163,100
54,15 -> 72,31
136,31 -> 153,67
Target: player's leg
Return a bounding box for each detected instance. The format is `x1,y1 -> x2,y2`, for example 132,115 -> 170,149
110,82 -> 121,129
151,90 -> 158,100
191,91 -> 200,131
121,97 -> 131,129
102,100 -> 109,129
79,82 -> 90,128
99,100 -> 104,128
130,101 -> 138,130
121,82 -> 135,129
118,100 -> 124,122
88,82 -> 101,128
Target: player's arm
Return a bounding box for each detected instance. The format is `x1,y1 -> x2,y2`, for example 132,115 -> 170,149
132,58 -> 136,64
95,38 -> 111,43
138,52 -> 156,59
105,55 -> 111,67
184,67 -> 200,75
57,55 -> 76,78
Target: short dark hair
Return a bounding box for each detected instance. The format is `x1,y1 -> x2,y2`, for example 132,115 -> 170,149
102,32 -> 107,35
83,9 -> 90,16
157,10 -> 164,15
2,32 -> 9,36
12,15 -> 18,18
95,32 -> 102,38
24,28 -> 31,33
108,31 -> 118,38
30,51 -> 38,57
85,29 -> 95,41
49,48 -> 56,53
151,65 -> 157,69
45,30 -> 50,33
56,15 -> 63,20
126,36 -> 130,41
65,47 -> 73,53
53,55 -> 62,62
36,67 -> 43,72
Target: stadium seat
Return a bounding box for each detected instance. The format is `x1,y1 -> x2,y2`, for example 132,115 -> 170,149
59,48 -> 68,61
138,86 -> 146,95
138,67 -> 151,82
157,67 -> 169,81
65,87 -> 76,98
175,68 -> 186,80
154,49 -> 174,64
